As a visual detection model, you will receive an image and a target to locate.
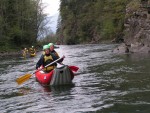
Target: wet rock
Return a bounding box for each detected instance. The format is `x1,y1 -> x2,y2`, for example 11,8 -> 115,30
118,0 -> 150,54
139,45 -> 150,53
113,43 -> 129,53
130,42 -> 143,53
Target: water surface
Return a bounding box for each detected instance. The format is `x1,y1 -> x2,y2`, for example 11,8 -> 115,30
0,44 -> 150,113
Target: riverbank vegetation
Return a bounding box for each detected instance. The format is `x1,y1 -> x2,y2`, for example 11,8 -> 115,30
57,0 -> 129,44
1,0 -> 137,52
0,0 -> 46,52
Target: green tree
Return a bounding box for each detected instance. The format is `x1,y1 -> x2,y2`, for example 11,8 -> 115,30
57,0 -> 129,44
0,0 -> 46,51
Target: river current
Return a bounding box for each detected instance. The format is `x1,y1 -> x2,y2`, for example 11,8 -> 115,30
0,44 -> 150,113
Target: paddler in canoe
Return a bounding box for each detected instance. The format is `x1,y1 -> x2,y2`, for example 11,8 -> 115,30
35,45 -> 74,86
36,45 -> 64,73
29,46 -> 36,57
22,48 -> 29,58
16,44 -> 78,85
48,43 -> 60,61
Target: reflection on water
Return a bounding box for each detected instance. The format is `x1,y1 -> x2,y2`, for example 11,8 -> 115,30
0,44 -> 150,113
40,83 -> 75,93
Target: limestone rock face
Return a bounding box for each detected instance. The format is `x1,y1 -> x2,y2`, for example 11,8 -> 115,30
115,0 -> 150,53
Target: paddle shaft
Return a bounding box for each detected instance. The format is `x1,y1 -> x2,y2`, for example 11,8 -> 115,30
33,56 -> 64,74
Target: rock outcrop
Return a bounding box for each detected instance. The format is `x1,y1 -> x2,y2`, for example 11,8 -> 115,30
114,0 -> 150,53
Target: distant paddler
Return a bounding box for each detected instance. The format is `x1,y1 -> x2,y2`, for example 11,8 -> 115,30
29,46 -> 36,57
22,48 -> 28,58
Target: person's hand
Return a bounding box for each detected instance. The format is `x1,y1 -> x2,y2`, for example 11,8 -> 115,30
59,62 -> 64,65
62,55 -> 65,59
38,67 -> 42,70
37,66 -> 43,70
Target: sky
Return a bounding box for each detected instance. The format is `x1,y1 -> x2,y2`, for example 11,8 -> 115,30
42,0 -> 60,16
42,0 -> 60,33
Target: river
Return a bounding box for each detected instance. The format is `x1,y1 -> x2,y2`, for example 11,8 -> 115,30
0,44 -> 150,113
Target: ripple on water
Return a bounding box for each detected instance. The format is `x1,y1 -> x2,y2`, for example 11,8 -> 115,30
0,44 -> 150,113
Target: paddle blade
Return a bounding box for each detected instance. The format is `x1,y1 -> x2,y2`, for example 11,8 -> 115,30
69,66 -> 79,72
16,74 -> 32,85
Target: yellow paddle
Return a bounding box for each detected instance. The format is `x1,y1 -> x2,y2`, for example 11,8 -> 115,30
16,74 -> 33,85
16,56 -> 64,85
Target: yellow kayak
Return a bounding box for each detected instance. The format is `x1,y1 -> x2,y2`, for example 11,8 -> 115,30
30,53 -> 36,57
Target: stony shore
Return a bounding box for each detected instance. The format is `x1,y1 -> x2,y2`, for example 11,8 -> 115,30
113,43 -> 150,54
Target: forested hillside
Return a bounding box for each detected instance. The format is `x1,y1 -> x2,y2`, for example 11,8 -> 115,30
0,0 -> 45,51
57,0 -> 129,44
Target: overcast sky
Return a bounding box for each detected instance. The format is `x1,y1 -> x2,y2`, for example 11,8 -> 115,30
41,0 -> 60,33
42,0 -> 60,16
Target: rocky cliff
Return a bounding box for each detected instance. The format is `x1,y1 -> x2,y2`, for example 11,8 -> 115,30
114,0 -> 150,53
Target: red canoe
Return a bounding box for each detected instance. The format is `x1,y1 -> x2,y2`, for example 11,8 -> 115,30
35,65 -> 75,86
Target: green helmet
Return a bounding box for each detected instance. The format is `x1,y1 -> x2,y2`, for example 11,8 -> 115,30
48,43 -> 54,48
43,45 -> 49,50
